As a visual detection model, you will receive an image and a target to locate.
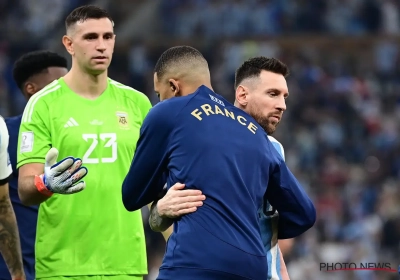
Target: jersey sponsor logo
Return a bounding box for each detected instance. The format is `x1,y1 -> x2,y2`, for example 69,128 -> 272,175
20,131 -> 34,153
64,117 -> 79,128
116,111 -> 129,130
90,119 -> 103,126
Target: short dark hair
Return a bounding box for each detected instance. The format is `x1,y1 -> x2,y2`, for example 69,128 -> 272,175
154,46 -> 207,81
65,5 -> 113,31
13,50 -> 68,90
234,57 -> 289,89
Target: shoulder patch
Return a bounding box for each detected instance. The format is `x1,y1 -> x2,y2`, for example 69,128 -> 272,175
20,131 -> 34,153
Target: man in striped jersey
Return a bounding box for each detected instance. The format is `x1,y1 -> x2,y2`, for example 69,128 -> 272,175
17,5 -> 152,280
234,57 -> 293,280
150,57 -> 297,280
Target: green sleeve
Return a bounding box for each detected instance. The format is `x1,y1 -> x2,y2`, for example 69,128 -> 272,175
138,93 -> 153,121
17,98 -> 52,168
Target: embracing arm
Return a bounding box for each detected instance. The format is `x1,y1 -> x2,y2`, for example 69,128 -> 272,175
149,201 -> 174,240
122,103 -> 175,211
266,148 -> 316,239
148,183 -> 205,240
148,185 -> 173,233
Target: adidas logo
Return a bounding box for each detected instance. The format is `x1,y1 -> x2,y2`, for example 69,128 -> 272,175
64,118 -> 79,128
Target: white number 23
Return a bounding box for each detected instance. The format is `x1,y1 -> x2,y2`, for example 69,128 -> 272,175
82,133 -> 117,164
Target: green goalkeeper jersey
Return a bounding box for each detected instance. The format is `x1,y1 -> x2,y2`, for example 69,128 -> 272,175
17,78 -> 152,278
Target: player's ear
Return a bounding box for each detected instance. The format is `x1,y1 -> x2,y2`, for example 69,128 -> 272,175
24,82 -> 36,100
169,79 -> 180,97
235,85 -> 248,107
62,35 -> 74,55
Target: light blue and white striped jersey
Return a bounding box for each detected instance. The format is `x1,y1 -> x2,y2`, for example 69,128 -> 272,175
258,135 -> 285,280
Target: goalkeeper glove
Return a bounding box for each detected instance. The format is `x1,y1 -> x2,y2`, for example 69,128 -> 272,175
35,148 -> 88,196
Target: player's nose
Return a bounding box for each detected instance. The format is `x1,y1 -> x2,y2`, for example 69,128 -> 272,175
96,39 -> 107,51
276,96 -> 286,112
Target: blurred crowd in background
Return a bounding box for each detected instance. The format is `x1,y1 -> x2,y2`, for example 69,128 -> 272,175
1,0 -> 400,279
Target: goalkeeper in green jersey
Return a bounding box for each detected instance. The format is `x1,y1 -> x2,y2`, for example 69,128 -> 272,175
17,5 -> 151,280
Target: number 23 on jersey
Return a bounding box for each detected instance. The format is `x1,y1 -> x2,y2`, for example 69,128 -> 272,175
82,133 -> 117,164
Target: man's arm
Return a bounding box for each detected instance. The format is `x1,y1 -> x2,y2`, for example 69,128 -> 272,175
149,202 -> 173,233
0,117 -> 25,279
19,150 -> 87,206
18,164 -> 48,206
147,185 -> 174,234
17,96 -> 52,206
122,103 -> 175,211
17,98 -> 87,205
278,238 -> 294,255
266,147 -> 316,239
267,137 -> 294,249
148,183 -> 205,228
279,246 -> 290,280
0,182 -> 25,279
148,183 -> 205,241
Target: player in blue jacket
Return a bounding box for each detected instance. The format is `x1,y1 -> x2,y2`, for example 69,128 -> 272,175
149,56 -> 300,280
122,46 -> 315,279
